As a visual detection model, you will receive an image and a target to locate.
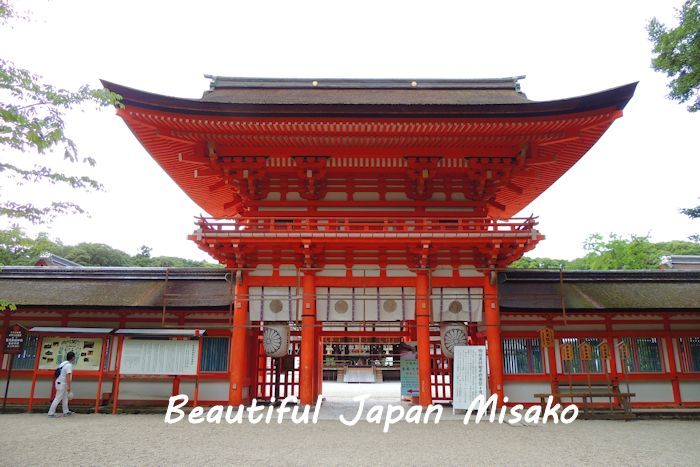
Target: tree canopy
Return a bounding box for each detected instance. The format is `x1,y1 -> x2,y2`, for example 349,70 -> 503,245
0,227 -> 219,268
510,234 -> 700,270
648,0 -> 700,112
1,0 -> 120,224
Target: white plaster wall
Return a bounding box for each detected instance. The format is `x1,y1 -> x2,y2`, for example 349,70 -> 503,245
117,381 -> 174,400
249,264 -> 274,276
352,192 -> 380,201
323,192 -> 348,201
279,264 -> 297,277
317,265 -> 346,277
385,192 -> 409,201
0,376 -> 33,398
432,265 -> 453,277
197,381 -> 229,402
625,381 -> 675,403
679,381 -> 700,403
1,379 -> 244,404
386,265 -> 415,277
458,266 -> 483,277
504,382 -> 551,403
352,264 -> 380,277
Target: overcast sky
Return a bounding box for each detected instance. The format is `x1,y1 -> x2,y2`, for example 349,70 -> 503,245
1,0 -> 698,263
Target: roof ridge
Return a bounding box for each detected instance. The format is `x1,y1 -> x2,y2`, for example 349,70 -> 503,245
204,76 -> 527,91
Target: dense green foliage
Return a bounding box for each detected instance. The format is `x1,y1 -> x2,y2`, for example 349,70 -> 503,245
648,2 -> 700,238
1,0 -> 121,223
681,201 -> 700,242
648,0 -> 700,112
0,227 -> 219,267
511,234 -> 700,270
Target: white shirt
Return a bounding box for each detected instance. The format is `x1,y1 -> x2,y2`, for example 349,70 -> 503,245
56,361 -> 73,384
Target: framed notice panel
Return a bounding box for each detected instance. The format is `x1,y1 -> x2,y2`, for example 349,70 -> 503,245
400,359 -> 419,396
120,339 -> 199,375
38,337 -> 104,371
452,345 -> 488,410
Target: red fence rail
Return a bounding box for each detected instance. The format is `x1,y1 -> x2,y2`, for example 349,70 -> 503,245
194,216 -> 539,236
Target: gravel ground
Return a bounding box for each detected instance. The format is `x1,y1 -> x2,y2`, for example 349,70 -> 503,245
1,412 -> 699,465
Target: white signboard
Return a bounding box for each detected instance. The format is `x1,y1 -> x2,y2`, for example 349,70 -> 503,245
120,339 -> 199,375
452,345 -> 488,410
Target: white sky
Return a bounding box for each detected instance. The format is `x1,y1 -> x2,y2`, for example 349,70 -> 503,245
1,0 -> 698,263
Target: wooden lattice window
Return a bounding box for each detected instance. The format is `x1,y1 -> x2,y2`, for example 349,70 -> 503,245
620,337 -> 664,373
677,337 -> 700,373
200,337 -> 229,372
559,337 -> 605,374
502,338 -> 544,374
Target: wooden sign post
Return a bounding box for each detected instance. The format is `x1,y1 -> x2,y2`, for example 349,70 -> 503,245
598,341 -> 613,412
560,341 -> 574,402
579,341 -> 593,392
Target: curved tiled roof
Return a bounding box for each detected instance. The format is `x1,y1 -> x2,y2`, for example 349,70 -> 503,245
1,267 -> 698,311
102,78 -> 637,219
0,267 -> 232,308
499,270 -> 700,311
200,76 -> 532,106
102,78 -> 636,118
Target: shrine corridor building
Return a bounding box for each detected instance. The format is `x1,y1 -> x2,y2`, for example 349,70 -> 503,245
1,77 -> 699,411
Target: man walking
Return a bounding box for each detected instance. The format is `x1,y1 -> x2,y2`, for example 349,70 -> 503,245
48,351 -> 75,418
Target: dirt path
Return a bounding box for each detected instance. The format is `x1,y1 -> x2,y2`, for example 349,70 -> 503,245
1,413 -> 698,465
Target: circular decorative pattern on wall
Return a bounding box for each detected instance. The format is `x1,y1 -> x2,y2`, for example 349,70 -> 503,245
383,299 -> 398,313
269,299 -> 284,314
334,300 -> 349,314
448,300 -> 463,314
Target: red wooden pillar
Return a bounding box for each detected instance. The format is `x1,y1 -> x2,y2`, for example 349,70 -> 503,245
112,335 -> 124,414
27,335 -> 43,412
229,273 -> 250,405
246,328 -> 259,401
300,271 -> 317,405
314,335 -> 320,399
415,270 -> 432,406
94,336 -> 108,414
484,274 -> 504,403
664,317 -> 682,406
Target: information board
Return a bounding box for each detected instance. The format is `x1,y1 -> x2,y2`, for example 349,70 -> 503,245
38,337 -> 103,371
452,345 -> 488,410
120,339 -> 199,375
3,324 -> 25,354
400,359 -> 419,396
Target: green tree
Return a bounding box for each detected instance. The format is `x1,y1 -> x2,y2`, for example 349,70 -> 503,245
513,234 -> 700,271
648,2 -> 700,235
648,0 -> 700,112
0,225 -> 63,265
681,201 -> 700,242
510,257 -> 568,269
0,227 -> 221,267
62,242 -> 132,267
1,0 -> 121,223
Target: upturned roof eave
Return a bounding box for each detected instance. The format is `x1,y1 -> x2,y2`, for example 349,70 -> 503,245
101,80 -> 638,119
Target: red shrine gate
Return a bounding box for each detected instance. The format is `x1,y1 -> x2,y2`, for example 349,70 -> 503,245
105,76 -> 636,406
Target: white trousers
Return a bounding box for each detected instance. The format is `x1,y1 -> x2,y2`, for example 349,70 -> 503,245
48,381 -> 69,415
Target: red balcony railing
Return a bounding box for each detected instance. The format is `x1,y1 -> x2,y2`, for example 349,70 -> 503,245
192,216 -> 539,240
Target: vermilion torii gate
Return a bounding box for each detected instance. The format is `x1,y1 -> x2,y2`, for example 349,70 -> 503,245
104,76 -> 635,406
